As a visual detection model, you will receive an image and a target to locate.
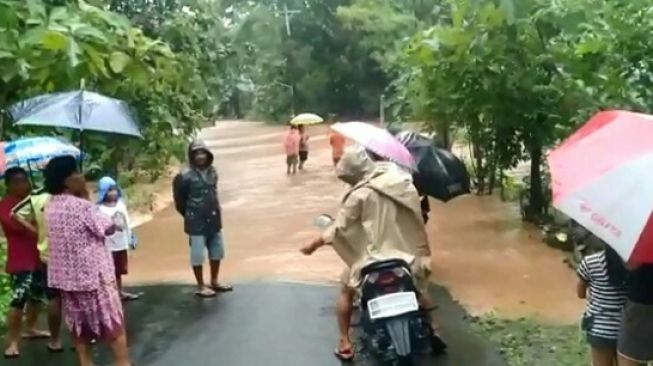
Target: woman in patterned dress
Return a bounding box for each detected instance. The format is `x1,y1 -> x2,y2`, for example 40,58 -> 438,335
43,156 -> 131,366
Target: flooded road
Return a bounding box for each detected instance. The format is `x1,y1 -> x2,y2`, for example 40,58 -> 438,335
129,121 -> 583,323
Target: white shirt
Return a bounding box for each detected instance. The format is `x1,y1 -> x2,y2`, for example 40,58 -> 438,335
98,201 -> 132,252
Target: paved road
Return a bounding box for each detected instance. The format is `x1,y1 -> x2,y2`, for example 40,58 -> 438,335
10,282 -> 505,366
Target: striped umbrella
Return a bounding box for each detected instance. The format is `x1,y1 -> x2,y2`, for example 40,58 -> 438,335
548,110 -> 653,263
0,137 -> 80,176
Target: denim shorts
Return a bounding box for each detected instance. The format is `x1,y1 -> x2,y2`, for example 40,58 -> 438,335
189,232 -> 225,266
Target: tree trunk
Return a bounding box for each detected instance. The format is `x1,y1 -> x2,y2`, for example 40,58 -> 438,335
232,88 -> 241,119
473,142 -> 485,195
529,143 -> 544,220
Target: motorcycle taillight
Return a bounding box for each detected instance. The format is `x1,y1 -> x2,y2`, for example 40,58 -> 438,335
377,272 -> 398,285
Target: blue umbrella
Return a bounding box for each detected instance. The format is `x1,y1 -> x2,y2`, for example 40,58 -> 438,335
8,90 -> 141,138
0,137 -> 81,176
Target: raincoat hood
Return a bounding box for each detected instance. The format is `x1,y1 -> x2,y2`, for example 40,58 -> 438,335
97,176 -> 122,204
188,140 -> 214,168
325,152 -> 431,290
336,147 -> 376,186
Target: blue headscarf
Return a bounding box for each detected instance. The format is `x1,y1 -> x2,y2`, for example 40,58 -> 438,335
97,176 -> 122,204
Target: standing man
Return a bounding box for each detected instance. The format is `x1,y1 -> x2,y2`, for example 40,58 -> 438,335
1,168 -> 61,358
173,140 -> 232,298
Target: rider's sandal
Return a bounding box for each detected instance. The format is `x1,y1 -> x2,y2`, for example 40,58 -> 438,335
3,350 -> 19,359
333,347 -> 355,361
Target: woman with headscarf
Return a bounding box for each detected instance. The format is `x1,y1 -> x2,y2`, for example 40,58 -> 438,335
301,147 -> 436,361
43,156 -> 131,366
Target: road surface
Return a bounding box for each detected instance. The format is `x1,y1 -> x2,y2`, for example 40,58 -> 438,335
12,283 -> 505,366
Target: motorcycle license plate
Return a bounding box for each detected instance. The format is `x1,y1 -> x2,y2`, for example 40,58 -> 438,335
367,292 -> 419,320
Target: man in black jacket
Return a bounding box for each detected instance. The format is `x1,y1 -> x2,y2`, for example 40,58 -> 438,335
173,140 -> 232,297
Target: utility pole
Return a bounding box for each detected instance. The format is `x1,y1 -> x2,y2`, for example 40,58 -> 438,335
379,94 -> 385,127
277,4 -> 300,36
275,4 -> 300,116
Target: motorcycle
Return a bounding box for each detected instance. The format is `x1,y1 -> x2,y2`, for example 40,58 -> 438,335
314,215 -> 447,365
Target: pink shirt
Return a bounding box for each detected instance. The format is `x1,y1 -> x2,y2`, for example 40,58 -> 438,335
284,130 -> 301,156
46,194 -> 115,291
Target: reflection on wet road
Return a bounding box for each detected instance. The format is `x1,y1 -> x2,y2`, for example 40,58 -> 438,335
131,120 -> 582,322
11,283 -> 505,366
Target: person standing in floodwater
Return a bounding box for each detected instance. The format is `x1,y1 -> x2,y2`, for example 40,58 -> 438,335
284,125 -> 301,175
298,125 -> 309,170
173,140 -> 232,298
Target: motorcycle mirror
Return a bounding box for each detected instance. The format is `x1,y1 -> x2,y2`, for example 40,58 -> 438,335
313,214 -> 334,229
555,232 -> 568,242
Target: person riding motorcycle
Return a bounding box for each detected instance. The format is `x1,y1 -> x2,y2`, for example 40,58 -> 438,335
301,147 -> 435,361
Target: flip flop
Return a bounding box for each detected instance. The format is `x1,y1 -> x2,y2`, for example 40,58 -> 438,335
210,284 -> 233,293
3,350 -> 19,359
22,331 -> 51,339
333,347 -> 354,362
121,292 -> 142,301
195,289 -> 217,298
47,345 -> 65,353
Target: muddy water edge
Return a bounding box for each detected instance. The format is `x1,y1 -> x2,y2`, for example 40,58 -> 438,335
129,121 -> 583,324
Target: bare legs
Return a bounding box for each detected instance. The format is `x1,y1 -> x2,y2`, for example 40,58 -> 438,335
210,260 -> 220,287
109,329 -> 131,366
336,286 -> 355,357
617,354 -> 645,366
4,308 -> 22,357
590,347 -> 617,366
73,328 -> 131,366
47,297 -> 62,350
193,265 -> 214,296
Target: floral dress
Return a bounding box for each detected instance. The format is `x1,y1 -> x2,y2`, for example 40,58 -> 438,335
45,194 -> 124,341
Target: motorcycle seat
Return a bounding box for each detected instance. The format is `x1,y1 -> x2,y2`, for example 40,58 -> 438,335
361,259 -> 411,278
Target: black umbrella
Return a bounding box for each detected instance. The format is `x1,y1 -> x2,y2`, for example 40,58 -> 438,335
394,130 -> 471,202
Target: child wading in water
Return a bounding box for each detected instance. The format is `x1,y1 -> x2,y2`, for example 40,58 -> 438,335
97,177 -> 140,301
284,125 -> 301,175
577,244 -> 628,366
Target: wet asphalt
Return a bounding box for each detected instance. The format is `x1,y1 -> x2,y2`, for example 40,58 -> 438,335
7,282 -> 505,366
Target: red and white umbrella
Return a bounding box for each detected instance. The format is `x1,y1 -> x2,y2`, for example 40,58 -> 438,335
548,110 -> 653,263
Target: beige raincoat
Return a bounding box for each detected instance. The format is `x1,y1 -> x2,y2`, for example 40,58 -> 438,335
322,148 -> 432,291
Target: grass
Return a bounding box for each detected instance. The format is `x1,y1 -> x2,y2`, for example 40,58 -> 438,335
471,315 -> 588,366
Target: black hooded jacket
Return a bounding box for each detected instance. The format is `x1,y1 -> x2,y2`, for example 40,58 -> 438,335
172,140 -> 222,235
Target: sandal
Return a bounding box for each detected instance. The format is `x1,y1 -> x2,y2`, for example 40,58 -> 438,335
22,330 -> 51,339
3,347 -> 19,359
47,344 -> 65,353
195,288 -> 217,298
333,346 -> 355,361
211,284 -> 233,293
121,292 -> 142,302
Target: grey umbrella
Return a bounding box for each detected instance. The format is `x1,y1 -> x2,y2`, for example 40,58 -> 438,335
8,90 -> 141,138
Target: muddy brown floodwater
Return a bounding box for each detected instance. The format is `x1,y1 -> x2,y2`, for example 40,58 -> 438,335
129,121 -> 583,324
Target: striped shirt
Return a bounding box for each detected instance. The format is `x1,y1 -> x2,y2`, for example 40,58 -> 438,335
577,251 -> 628,339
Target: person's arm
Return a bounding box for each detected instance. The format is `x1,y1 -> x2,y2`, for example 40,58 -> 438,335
81,201 -> 115,238
301,193 -> 363,255
11,196 -> 37,234
172,173 -> 188,216
118,201 -> 133,240
576,258 -> 591,299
